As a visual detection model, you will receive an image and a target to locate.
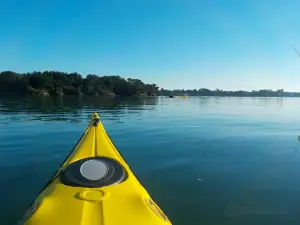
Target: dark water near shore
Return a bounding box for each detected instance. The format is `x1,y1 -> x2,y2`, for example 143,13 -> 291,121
1,96 -> 300,225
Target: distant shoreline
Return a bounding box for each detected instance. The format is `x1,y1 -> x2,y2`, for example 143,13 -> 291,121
1,71 -> 299,97
161,88 -> 300,97
1,93 -> 299,98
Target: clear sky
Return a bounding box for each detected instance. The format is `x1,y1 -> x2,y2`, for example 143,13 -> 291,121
1,0 -> 300,91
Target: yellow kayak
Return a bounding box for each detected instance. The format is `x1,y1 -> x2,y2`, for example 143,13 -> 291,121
19,113 -> 172,225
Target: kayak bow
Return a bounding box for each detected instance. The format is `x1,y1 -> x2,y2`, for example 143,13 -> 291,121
19,113 -> 172,225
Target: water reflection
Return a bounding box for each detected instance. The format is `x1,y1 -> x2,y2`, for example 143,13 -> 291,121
0,96 -> 159,123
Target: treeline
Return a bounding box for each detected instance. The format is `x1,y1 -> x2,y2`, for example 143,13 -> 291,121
160,88 -> 300,97
1,71 -> 299,97
0,71 -> 159,96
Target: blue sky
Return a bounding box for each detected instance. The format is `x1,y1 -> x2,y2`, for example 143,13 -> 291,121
1,0 -> 300,91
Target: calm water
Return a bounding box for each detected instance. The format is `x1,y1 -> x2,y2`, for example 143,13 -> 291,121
1,96 -> 300,225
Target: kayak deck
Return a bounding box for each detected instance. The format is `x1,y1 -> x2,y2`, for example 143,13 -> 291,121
20,113 -> 172,225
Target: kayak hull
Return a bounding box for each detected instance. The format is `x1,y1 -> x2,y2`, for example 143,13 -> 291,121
19,113 -> 172,225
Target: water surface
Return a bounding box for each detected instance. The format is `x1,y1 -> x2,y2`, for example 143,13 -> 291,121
1,96 -> 300,225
